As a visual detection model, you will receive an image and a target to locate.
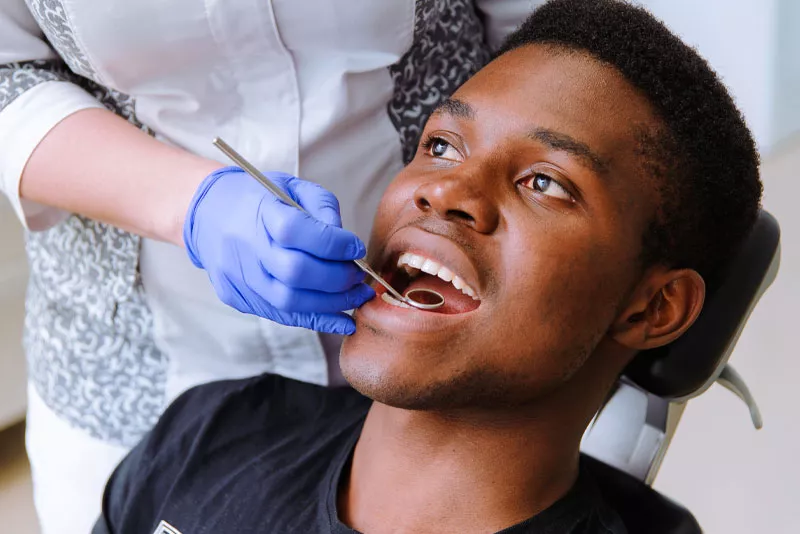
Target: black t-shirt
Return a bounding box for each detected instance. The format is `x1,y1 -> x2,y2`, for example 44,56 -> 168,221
93,374 -> 626,534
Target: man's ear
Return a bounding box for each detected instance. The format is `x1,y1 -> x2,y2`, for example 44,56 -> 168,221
609,267 -> 705,350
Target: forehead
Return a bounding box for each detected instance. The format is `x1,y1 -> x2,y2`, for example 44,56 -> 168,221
446,45 -> 660,160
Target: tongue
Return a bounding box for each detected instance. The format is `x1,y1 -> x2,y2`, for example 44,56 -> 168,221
405,274 -> 480,314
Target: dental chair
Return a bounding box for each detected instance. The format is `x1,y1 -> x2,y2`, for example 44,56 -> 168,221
579,210 -> 781,534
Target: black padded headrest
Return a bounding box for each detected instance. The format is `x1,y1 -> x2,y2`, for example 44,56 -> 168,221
623,210 -> 780,399
584,454 -> 702,534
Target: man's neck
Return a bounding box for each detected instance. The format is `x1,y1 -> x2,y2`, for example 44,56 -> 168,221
339,402 -> 584,534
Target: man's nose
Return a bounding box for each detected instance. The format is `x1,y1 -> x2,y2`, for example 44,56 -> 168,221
412,172 -> 500,234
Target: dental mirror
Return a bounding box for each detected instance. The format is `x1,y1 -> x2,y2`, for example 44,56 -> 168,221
404,288 -> 446,309
212,137 -> 446,311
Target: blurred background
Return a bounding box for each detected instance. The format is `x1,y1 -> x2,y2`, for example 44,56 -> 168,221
641,2 -> 799,533
0,0 -> 797,532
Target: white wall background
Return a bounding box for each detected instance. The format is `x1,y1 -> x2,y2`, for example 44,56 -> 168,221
634,1 -> 799,533
650,0 -> 800,152
774,0 -> 800,145
640,0 -> 780,149
638,0 -> 800,153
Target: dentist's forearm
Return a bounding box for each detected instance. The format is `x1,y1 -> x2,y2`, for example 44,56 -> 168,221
20,108 -> 221,245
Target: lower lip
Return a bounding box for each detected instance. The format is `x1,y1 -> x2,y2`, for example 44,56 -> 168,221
357,286 -> 478,335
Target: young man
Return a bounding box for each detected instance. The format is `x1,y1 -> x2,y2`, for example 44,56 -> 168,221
93,1 -> 762,532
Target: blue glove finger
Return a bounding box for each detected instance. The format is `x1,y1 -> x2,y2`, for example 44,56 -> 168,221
259,186 -> 366,261
255,296 -> 358,335
247,294 -> 359,336
288,283 -> 375,313
286,178 -> 344,228
259,240 -> 366,292
299,312 -> 358,336
267,174 -> 344,229
211,272 -> 357,335
252,220 -> 364,292
241,260 -> 375,313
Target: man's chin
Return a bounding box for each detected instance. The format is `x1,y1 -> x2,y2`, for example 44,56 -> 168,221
339,344 -> 497,412
338,357 -> 449,412
339,356 -> 432,410
339,324 -> 430,408
339,327 -> 541,412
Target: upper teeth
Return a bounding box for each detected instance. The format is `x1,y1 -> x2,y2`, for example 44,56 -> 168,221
396,252 -> 478,300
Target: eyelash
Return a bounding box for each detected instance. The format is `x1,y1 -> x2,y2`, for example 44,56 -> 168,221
420,134 -> 448,154
520,173 -> 574,203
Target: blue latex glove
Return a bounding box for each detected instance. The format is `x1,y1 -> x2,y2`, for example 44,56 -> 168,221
183,166 -> 375,335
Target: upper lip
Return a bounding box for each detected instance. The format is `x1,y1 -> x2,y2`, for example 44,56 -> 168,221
372,226 -> 483,299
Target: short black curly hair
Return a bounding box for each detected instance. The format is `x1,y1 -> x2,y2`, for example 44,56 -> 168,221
498,0 -> 762,290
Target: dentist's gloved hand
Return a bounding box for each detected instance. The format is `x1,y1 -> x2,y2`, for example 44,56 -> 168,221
183,166 -> 375,335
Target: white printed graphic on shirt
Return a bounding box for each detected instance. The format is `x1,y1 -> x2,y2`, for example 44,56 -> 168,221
153,520 -> 183,534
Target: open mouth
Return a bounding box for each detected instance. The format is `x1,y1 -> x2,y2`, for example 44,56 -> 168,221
377,252 -> 481,315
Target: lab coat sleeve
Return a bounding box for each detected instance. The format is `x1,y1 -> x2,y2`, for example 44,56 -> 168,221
0,0 -> 105,230
475,0 -> 548,51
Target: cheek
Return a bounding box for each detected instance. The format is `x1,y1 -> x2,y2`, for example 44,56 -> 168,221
496,225 -> 634,354
367,174 -> 417,248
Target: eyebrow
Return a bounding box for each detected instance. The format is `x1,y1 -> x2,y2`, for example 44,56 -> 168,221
431,98 -> 476,120
527,128 -> 609,175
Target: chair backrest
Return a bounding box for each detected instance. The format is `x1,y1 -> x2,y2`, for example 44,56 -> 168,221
581,210 -> 781,533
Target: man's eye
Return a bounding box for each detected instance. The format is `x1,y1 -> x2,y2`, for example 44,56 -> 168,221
522,173 -> 574,202
423,136 -> 461,161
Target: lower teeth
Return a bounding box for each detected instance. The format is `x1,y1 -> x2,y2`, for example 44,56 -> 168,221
381,292 -> 412,309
